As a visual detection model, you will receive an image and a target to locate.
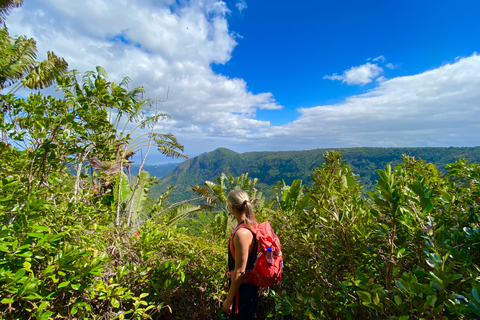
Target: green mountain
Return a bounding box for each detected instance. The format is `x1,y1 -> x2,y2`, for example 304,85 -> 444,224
153,146 -> 480,202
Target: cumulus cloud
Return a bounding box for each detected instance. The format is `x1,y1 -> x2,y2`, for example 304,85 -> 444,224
261,54 -> 480,150
6,0 -> 280,157
324,62 -> 384,85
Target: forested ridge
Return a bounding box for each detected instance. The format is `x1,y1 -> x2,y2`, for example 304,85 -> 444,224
1,3 -> 480,319
152,146 -> 480,202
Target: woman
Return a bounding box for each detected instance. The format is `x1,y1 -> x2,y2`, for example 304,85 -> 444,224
222,190 -> 259,319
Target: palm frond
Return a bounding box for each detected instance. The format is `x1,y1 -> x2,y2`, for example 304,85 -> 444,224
139,113 -> 169,129
0,0 -> 23,23
0,30 -> 37,90
127,99 -> 151,122
82,70 -> 95,90
192,185 -> 217,204
204,180 -> 228,204
118,76 -> 130,87
150,132 -> 187,159
148,185 -> 174,218
156,145 -> 187,159
22,51 -> 68,90
163,204 -> 202,227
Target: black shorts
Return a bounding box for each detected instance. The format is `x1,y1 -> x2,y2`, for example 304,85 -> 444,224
230,282 -> 259,320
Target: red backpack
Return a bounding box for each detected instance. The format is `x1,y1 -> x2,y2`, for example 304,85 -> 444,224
229,221 -> 283,288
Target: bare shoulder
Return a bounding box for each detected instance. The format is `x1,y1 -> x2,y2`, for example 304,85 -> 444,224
235,228 -> 254,242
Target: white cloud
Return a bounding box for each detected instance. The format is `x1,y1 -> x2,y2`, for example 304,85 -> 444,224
373,55 -> 386,62
236,0 -> 247,12
6,0 -> 280,157
260,54 -> 480,150
324,62 -> 384,85
322,73 -> 343,81
385,63 -> 395,69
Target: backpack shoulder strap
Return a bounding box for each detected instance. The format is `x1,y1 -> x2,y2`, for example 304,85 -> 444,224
229,223 -> 255,259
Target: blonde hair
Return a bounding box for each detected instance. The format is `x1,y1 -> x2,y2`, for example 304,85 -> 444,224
227,189 -> 258,229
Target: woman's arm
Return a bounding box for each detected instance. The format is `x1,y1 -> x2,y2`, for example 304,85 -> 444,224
222,228 -> 253,313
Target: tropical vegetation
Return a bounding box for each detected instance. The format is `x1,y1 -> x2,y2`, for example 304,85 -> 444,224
155,146 -> 480,203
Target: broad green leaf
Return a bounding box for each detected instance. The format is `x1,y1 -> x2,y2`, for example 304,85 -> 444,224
0,243 -> 9,252
130,171 -> 151,225
40,311 -> 53,320
1,298 -> 14,304
111,298 -> 120,308
426,295 -> 437,308
24,293 -> 41,300
14,268 -> 26,281
15,251 -> 32,257
24,283 -> 37,293
58,281 -> 70,288
12,239 -> 18,251
370,284 -> 383,293
342,307 -> 352,320
43,265 -> 55,275
381,224 -> 390,233
96,65 -> 108,78
26,232 -> 44,238
425,201 -> 433,213
31,225 -> 49,232
472,287 -> 480,302
114,171 -> 131,205
357,291 -> 371,304
346,171 -> 356,189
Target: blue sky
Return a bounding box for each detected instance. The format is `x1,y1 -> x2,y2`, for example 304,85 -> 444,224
219,0 -> 480,123
6,0 -> 480,163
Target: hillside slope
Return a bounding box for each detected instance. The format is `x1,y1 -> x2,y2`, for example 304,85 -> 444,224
154,146 -> 480,202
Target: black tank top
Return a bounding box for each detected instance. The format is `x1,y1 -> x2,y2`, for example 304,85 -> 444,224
228,222 -> 258,272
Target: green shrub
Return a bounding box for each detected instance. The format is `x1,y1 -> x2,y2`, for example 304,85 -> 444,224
270,151 -> 480,319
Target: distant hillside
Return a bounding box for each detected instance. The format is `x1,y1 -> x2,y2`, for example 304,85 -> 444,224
152,146 -> 480,202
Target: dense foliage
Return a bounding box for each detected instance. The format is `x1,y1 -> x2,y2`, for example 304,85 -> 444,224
0,23 -> 219,319
271,151 -> 480,319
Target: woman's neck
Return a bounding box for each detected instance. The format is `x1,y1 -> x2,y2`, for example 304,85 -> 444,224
234,212 -> 246,224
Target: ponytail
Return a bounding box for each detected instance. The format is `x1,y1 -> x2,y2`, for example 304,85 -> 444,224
227,190 -> 258,229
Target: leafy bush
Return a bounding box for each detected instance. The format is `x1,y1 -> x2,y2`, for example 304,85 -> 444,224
0,57 -> 222,318
271,151 -> 480,319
